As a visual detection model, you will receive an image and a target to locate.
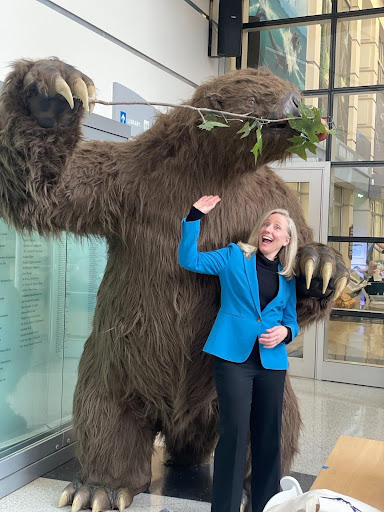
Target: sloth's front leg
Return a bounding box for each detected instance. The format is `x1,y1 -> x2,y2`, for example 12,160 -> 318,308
58,404 -> 154,512
59,357 -> 155,512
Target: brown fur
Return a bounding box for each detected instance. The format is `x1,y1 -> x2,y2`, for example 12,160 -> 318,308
0,60 -> 346,499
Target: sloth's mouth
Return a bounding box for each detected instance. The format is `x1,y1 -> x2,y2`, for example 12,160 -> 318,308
265,120 -> 290,129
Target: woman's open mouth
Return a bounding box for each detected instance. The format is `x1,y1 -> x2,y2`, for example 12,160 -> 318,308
262,236 -> 273,245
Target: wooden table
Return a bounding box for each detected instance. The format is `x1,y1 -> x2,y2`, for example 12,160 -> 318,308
311,435 -> 384,510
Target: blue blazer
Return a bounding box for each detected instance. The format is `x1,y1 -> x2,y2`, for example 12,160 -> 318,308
178,218 -> 299,369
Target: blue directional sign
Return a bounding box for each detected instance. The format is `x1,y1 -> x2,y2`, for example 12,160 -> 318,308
120,111 -> 127,124
113,84 -> 157,137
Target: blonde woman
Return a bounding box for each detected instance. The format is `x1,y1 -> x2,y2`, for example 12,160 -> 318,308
179,196 -> 299,512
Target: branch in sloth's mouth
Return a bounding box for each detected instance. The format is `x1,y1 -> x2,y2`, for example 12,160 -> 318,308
90,98 -> 300,125
90,99 -> 332,163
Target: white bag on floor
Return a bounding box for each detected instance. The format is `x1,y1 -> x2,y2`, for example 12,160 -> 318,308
266,489 -> 381,512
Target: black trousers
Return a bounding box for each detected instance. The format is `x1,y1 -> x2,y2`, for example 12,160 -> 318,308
211,343 -> 286,512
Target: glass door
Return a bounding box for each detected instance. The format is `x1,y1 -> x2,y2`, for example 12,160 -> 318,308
275,162 -> 384,387
316,166 -> 384,388
273,162 -> 330,378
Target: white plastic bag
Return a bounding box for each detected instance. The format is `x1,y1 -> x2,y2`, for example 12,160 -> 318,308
267,489 -> 381,512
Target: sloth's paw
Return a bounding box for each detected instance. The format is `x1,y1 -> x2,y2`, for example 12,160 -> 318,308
58,479 -> 149,511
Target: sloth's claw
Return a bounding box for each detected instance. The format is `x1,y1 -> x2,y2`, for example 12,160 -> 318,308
297,243 -> 349,300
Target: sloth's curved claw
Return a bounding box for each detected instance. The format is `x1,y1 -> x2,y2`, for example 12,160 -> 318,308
335,276 -> 348,299
58,481 -> 79,507
304,259 -> 315,290
55,75 -> 74,109
321,261 -> 333,294
73,77 -> 89,112
116,489 -> 133,512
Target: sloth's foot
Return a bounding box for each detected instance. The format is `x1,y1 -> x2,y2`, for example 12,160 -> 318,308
58,479 -> 150,511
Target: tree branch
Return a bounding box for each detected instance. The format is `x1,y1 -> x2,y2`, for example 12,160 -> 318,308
90,99 -> 301,124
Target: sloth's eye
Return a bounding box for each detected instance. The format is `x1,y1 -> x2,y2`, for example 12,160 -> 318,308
246,97 -> 257,108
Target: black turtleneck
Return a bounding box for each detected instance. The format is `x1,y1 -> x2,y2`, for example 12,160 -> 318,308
256,250 -> 279,311
185,207 -> 292,344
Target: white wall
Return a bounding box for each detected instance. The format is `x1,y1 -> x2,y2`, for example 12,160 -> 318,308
0,0 -> 223,118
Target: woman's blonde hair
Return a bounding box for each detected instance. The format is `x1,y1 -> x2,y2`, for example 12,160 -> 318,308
237,209 -> 298,279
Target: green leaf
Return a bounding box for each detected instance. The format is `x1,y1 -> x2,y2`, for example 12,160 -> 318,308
205,113 -> 218,122
287,103 -> 330,145
210,121 -> 230,127
237,121 -> 250,137
311,109 -> 328,133
286,117 -> 304,131
286,138 -> 318,160
251,125 -> 263,163
237,120 -> 258,139
286,144 -> 308,160
298,102 -> 315,119
305,141 -> 318,154
198,121 -> 215,131
198,120 -> 230,131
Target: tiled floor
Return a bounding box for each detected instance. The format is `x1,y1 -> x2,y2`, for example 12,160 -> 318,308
290,377 -> 384,476
0,478 -> 210,512
0,377 -> 383,512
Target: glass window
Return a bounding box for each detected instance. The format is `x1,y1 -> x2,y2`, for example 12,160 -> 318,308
374,212 -> 382,234
329,167 -> 368,238
286,182 -> 310,223
325,315 -> 384,366
335,16 -> 384,87
328,166 -> 384,276
371,198 -> 384,235
329,166 -> 384,236
248,0 -> 331,21
0,221 -> 107,456
332,92 -> 384,161
62,236 -> 107,420
286,332 -> 304,359
331,241 -> 384,314
0,222 -> 63,452
335,184 -> 343,204
330,185 -> 343,251
246,22 -> 331,91
303,95 -> 329,117
338,0 -> 384,13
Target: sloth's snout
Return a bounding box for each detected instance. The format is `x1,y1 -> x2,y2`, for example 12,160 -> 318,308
283,91 -> 301,117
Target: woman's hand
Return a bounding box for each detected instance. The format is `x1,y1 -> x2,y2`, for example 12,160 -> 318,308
259,326 -> 288,348
193,195 -> 221,214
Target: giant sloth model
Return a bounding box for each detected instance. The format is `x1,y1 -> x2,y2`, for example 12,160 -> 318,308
0,59 -> 348,511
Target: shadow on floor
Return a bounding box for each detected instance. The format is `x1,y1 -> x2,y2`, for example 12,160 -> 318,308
43,448 -> 316,503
